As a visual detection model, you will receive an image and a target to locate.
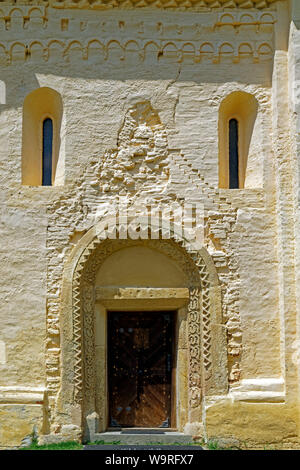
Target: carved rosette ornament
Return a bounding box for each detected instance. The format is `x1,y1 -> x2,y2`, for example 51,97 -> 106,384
71,234 -> 216,419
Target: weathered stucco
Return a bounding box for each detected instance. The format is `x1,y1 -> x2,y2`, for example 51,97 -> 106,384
0,0 -> 300,449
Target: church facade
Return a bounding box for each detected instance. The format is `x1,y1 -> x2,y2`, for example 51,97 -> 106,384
1,0 -> 300,449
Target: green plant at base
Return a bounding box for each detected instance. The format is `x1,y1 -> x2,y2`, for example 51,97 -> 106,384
20,440 -> 83,451
206,440 -> 221,450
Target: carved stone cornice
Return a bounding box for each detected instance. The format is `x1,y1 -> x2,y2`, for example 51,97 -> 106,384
0,0 -> 284,11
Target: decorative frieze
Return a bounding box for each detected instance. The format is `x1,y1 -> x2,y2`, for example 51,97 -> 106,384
0,38 -> 273,64
0,0 -> 283,11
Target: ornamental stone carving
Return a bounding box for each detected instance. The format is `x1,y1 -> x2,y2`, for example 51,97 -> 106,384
65,225 -> 227,434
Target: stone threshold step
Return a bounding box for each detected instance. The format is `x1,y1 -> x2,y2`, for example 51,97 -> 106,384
92,432 -> 193,445
84,444 -> 203,450
111,429 -> 178,434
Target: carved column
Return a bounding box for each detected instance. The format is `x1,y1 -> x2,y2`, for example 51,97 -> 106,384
196,255 -> 212,385
81,283 -> 96,422
188,287 -> 202,423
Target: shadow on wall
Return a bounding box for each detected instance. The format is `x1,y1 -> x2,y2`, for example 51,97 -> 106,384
218,91 -> 259,189
22,86 -> 64,186
0,58 -> 273,110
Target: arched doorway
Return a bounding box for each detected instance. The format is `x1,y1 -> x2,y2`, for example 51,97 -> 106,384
57,224 -> 227,441
95,243 -> 191,432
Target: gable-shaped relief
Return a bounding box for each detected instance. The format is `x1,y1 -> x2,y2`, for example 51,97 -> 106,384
97,102 -> 169,195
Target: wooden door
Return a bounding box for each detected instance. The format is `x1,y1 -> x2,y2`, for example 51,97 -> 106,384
108,311 -> 174,428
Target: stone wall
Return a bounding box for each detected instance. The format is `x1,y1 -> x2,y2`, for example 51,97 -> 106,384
0,0 -> 299,448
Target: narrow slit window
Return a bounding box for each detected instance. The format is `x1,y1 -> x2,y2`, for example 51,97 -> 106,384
229,118 -> 239,189
42,118 -> 53,186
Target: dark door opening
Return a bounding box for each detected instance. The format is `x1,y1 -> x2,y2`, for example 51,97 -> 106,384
108,311 -> 174,428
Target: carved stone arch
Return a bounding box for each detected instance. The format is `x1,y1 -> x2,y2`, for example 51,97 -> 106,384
57,221 -> 227,436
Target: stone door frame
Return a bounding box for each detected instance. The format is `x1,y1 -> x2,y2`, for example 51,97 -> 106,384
56,222 -> 228,440
105,307 -> 179,429
95,290 -> 191,434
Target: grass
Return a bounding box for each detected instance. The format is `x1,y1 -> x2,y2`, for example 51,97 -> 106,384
21,439 -> 83,451
19,437 -> 240,451
85,439 -> 236,449
21,439 -> 200,449
206,440 -> 222,450
204,439 -> 242,450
